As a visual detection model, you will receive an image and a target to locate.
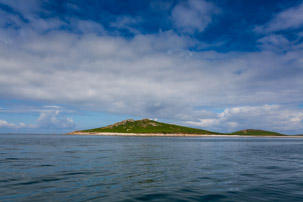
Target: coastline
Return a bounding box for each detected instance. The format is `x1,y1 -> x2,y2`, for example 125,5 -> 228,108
66,132 -> 300,137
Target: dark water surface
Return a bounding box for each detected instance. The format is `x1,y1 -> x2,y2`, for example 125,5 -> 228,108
1,134 -> 303,201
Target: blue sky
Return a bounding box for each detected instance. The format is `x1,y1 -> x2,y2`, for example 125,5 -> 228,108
1,0 -> 303,134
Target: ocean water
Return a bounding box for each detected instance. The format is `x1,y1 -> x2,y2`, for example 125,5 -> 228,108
0,134 -> 303,201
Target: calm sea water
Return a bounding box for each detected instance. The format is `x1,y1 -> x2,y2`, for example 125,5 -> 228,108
0,134 -> 303,201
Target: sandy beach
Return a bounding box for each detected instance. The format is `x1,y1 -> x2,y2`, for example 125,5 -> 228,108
67,132 -> 237,137
67,132 -> 301,137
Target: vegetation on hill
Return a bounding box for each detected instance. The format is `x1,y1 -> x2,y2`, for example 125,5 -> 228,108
81,119 -> 220,134
78,119 -> 287,136
231,129 -> 285,136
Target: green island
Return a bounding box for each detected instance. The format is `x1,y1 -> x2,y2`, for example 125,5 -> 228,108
68,118 -> 293,137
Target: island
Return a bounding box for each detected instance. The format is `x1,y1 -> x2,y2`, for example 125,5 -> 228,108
67,118 -> 290,137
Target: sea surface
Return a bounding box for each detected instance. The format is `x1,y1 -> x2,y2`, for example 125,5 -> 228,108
1,134 -> 303,201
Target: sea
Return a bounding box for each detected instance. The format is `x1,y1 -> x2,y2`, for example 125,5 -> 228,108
1,134 -> 303,201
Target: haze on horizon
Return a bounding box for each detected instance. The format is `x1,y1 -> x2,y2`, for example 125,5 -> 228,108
0,0 -> 303,134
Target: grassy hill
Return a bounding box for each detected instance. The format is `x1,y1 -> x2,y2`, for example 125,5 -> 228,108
76,119 -> 286,136
81,119 -> 220,134
231,129 -> 285,136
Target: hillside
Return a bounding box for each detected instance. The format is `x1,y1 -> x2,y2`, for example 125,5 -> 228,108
80,119 -> 220,134
231,129 -> 285,136
72,119 -> 288,136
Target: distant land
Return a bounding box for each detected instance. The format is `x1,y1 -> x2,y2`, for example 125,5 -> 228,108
67,119 -> 299,137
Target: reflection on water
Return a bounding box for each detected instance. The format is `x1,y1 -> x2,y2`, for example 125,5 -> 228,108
1,134 -> 303,201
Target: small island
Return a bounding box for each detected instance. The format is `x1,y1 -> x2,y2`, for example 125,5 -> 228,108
67,119 -> 290,137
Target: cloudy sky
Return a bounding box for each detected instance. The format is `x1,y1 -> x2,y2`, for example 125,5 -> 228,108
1,0 -> 303,134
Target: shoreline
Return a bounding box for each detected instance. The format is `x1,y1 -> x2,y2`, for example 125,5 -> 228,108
67,132 -> 301,137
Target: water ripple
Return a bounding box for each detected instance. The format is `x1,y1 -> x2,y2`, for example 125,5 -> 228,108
1,134 -> 303,201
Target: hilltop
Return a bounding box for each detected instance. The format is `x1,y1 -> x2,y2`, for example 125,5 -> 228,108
69,119 -> 287,136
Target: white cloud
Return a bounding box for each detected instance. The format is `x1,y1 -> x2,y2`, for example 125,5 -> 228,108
110,16 -> 142,34
0,0 -> 41,18
0,105 -> 72,114
71,19 -> 106,35
36,111 -> 75,129
0,0 -> 303,134
257,34 -> 290,51
0,107 -> 75,130
43,105 -> 62,109
0,120 -> 27,129
186,105 -> 303,134
172,0 -> 219,33
0,28 -> 303,124
256,2 -> 303,33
